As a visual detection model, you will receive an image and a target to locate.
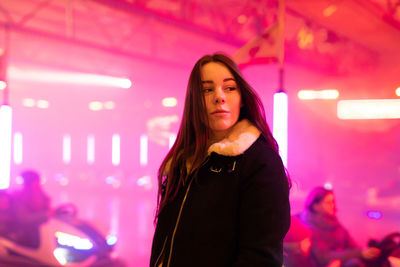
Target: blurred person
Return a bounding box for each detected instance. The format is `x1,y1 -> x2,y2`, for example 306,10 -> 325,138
299,186 -> 380,267
150,53 -> 291,267
11,169 -> 52,248
0,189 -> 12,237
283,214 -> 314,267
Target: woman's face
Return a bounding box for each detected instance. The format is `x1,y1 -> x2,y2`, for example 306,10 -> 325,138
314,193 -> 337,216
201,62 -> 242,141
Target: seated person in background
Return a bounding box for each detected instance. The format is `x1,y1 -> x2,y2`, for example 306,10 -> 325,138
299,186 -> 380,267
0,190 -> 12,237
11,169 -> 52,248
283,214 -> 314,267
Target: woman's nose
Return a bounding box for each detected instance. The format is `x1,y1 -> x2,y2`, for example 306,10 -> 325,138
215,87 -> 226,104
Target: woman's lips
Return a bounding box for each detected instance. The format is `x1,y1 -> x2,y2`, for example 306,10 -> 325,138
211,110 -> 229,114
211,110 -> 229,117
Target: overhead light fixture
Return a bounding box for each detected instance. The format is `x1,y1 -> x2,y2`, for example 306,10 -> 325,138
22,98 -> 35,107
8,66 -> 132,89
396,87 -> 400,97
162,97 -> 177,107
89,101 -> 103,111
337,99 -> 400,119
0,81 -> 6,90
323,5 -> 337,17
37,99 -> 49,109
298,89 -> 339,100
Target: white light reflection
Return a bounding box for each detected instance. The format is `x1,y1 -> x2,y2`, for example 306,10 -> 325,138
55,231 -> 93,250
169,133 -> 177,149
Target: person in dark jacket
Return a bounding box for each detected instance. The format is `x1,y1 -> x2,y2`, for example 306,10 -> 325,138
299,187 -> 380,267
150,53 -> 291,267
11,169 -> 52,248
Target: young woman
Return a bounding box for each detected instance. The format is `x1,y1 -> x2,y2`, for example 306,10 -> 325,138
150,53 -> 291,267
299,187 -> 380,267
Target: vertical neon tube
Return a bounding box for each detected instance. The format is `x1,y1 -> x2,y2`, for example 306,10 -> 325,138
13,132 -> 23,165
63,134 -> 71,164
0,105 -> 12,189
87,134 -> 95,165
169,133 -> 177,149
140,134 -> 148,167
273,91 -> 288,167
112,134 -> 120,166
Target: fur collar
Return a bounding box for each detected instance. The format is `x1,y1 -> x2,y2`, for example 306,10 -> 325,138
207,119 -> 261,156
164,119 -> 261,175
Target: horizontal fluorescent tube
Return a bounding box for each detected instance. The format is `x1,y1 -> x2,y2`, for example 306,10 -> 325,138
9,67 -> 131,89
298,89 -> 339,100
337,99 -> 400,119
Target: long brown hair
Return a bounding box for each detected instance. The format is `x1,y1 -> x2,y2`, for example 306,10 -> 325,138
156,53 -> 279,218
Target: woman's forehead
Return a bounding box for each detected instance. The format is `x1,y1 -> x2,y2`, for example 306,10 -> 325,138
200,62 -> 234,80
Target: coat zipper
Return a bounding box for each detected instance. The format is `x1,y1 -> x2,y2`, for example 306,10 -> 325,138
166,177 -> 194,267
165,156 -> 210,267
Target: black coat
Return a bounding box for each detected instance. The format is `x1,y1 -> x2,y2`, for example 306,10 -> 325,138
150,133 -> 291,267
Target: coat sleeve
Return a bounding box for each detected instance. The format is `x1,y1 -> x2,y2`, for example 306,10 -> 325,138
233,146 -> 291,267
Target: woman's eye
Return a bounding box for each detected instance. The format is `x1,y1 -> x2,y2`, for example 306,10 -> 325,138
203,88 -> 213,93
226,87 -> 237,91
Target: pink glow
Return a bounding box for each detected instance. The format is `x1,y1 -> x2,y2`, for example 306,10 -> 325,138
2,1 -> 399,266
13,132 -> 23,164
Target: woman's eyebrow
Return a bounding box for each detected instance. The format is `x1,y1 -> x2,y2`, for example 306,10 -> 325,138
201,80 -> 213,84
201,78 -> 235,84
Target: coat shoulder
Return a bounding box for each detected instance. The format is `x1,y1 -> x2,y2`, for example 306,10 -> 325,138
242,135 -> 283,167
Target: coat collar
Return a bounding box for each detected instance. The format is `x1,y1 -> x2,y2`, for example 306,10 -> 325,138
207,119 -> 261,157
